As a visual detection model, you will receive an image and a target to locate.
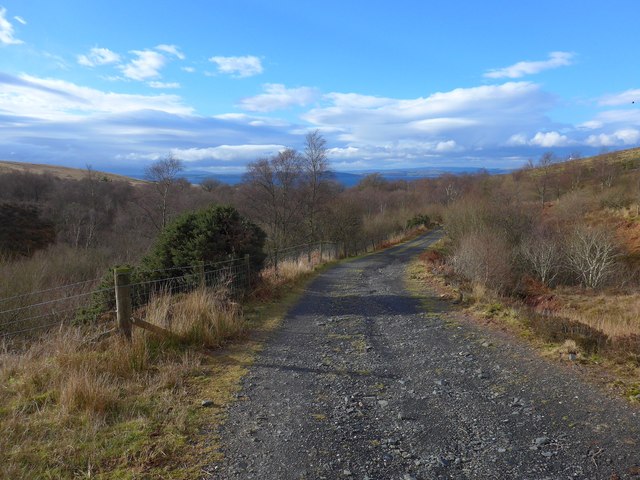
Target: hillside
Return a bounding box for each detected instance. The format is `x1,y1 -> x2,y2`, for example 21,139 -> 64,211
0,160 -> 147,186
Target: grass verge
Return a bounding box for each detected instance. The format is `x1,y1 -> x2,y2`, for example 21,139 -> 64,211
0,258 -> 324,479
407,240 -> 640,405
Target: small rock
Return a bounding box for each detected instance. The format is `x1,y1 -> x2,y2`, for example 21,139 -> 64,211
403,475 -> 417,480
201,400 -> 215,407
541,451 -> 553,458
378,400 -> 389,408
343,469 -> 352,476
534,436 -> 550,446
497,447 -> 506,453
481,341 -> 492,348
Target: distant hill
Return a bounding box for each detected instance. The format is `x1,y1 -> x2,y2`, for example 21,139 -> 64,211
180,166 -> 512,187
0,160 -> 147,186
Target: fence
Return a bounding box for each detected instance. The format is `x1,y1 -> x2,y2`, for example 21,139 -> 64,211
264,241 -> 340,270
0,242 -> 339,344
0,256 -> 252,343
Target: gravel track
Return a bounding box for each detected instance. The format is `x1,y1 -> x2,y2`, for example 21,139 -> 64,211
204,232 -> 639,479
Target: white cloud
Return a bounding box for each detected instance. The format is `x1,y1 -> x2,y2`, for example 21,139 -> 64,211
507,131 -> 572,147
209,55 -> 263,77
239,83 -> 319,112
507,133 -> 528,145
529,131 -> 571,147
148,81 -> 180,89
13,15 -> 26,25
484,51 -> 574,79
599,88 -> 640,106
0,7 -> 23,45
0,73 -> 192,119
121,49 -> 166,80
304,82 -> 556,151
155,44 -> 185,60
170,144 -> 286,162
182,66 -> 195,73
586,129 -> 640,147
77,47 -> 121,67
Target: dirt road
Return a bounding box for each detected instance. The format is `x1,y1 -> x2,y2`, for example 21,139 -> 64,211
205,232 -> 639,479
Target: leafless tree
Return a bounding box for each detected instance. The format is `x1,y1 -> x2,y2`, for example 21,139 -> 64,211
141,155 -> 185,231
565,226 -> 619,289
301,130 -> 331,242
527,152 -> 555,207
519,234 -> 563,286
242,149 -> 304,258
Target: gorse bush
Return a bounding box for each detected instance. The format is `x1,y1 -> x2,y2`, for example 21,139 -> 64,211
142,205 -> 266,278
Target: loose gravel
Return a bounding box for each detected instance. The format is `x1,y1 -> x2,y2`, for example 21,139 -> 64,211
203,232 -> 640,479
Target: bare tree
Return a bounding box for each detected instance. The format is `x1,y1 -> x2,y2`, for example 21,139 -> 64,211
565,226 -> 619,289
301,130 -> 332,242
519,234 -> 563,286
142,155 -> 185,230
527,152 -> 555,207
242,149 -> 304,259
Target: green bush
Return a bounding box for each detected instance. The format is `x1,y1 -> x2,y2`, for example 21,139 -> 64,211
141,205 -> 266,278
406,213 -> 431,229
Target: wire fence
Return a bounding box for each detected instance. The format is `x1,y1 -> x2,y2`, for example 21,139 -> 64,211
264,241 -> 340,270
0,256 -> 252,343
0,242 -> 339,345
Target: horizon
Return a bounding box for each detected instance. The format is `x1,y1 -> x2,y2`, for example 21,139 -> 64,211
1,1 -> 639,174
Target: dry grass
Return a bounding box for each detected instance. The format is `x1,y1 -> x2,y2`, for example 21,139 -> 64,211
0,286 -> 246,479
0,160 -> 146,185
0,244 -> 336,478
554,289 -> 640,339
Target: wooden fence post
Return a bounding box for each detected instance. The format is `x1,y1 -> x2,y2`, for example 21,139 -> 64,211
244,254 -> 251,289
114,267 -> 132,340
198,261 -> 206,288
319,241 -> 323,263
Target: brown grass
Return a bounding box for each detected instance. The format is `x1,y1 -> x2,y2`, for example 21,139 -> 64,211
0,241 -> 340,478
0,160 -> 146,185
0,285 -> 246,479
554,289 -> 640,340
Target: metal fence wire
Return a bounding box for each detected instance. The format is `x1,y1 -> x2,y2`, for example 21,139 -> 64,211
0,277 -> 114,340
0,256 -> 250,342
264,241 -> 339,270
1,242 -> 341,343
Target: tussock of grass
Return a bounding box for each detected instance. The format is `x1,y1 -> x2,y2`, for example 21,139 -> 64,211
0,243 -> 337,478
0,286 -> 245,479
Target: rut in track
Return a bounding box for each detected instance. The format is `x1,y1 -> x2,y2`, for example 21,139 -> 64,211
204,232 -> 639,479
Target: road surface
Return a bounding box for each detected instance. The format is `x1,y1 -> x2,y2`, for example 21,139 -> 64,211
205,232 -> 639,479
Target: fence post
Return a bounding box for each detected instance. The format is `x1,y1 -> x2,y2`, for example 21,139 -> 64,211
114,267 -> 132,340
198,261 -> 206,288
319,241 -> 323,263
244,254 -> 251,289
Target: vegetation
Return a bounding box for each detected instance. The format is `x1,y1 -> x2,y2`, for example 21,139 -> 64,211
141,205 -> 266,276
423,147 -> 640,370
3,137 -> 640,476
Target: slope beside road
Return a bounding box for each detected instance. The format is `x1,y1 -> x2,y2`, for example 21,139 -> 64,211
204,231 -> 639,479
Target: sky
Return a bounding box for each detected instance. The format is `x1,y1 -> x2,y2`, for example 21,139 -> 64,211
0,0 -> 639,175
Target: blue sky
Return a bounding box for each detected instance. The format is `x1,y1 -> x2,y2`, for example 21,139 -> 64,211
1,0 -> 639,174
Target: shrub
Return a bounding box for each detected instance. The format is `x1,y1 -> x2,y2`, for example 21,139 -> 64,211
142,205 -> 266,277
0,202 -> 55,257
406,213 -> 431,229
450,231 -> 514,293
